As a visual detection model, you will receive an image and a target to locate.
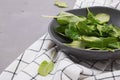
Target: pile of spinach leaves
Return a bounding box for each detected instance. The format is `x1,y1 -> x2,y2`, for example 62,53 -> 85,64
55,9 -> 120,51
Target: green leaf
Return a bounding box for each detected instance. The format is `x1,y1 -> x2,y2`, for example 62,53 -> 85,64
54,0 -> 68,8
97,24 -> 103,36
95,13 -> 110,24
57,12 -> 83,25
65,29 -> 79,40
87,8 -> 99,25
110,25 -> 120,37
56,25 -> 68,34
79,36 -> 103,49
55,25 -> 68,38
79,36 -> 118,50
66,40 -> 85,48
76,21 -> 88,35
79,16 -> 87,22
97,24 -> 114,37
76,21 -> 97,36
64,22 -> 80,40
80,36 -> 101,42
38,61 -> 54,76
108,42 -> 120,49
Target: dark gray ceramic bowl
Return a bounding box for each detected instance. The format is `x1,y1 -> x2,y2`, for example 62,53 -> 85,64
48,6 -> 120,60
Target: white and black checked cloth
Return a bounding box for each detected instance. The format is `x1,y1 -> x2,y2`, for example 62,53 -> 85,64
1,0 -> 120,80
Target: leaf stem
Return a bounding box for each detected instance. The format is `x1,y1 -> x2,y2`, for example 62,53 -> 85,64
41,15 -> 58,18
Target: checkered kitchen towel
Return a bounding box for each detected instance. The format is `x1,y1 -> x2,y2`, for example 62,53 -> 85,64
1,0 -> 120,80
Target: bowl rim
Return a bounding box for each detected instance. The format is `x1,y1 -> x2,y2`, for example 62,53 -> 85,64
48,6 -> 120,53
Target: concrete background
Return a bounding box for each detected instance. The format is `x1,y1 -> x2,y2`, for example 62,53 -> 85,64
0,0 -> 75,73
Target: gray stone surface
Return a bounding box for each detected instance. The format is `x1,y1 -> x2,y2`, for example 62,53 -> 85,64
0,0 -> 75,73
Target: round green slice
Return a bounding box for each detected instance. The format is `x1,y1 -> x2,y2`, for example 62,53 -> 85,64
95,13 -> 110,24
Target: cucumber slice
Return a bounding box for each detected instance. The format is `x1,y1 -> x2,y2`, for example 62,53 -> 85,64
95,13 -> 110,24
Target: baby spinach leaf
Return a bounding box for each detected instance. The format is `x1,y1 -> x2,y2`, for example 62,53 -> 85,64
76,21 -> 97,36
80,36 -> 101,42
38,61 -> 54,76
97,24 -> 114,37
80,36 -> 103,48
64,22 -> 80,40
66,41 -> 85,48
54,0 -> 68,8
110,25 -> 120,37
108,42 -> 120,49
97,25 -> 103,36
56,25 -> 68,34
87,8 -> 99,25
56,12 -> 83,25
76,21 -> 88,35
95,13 -> 110,24
102,37 -> 118,46
38,51 -> 56,76
79,16 -> 87,22
65,29 -> 79,40
79,36 -> 118,49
